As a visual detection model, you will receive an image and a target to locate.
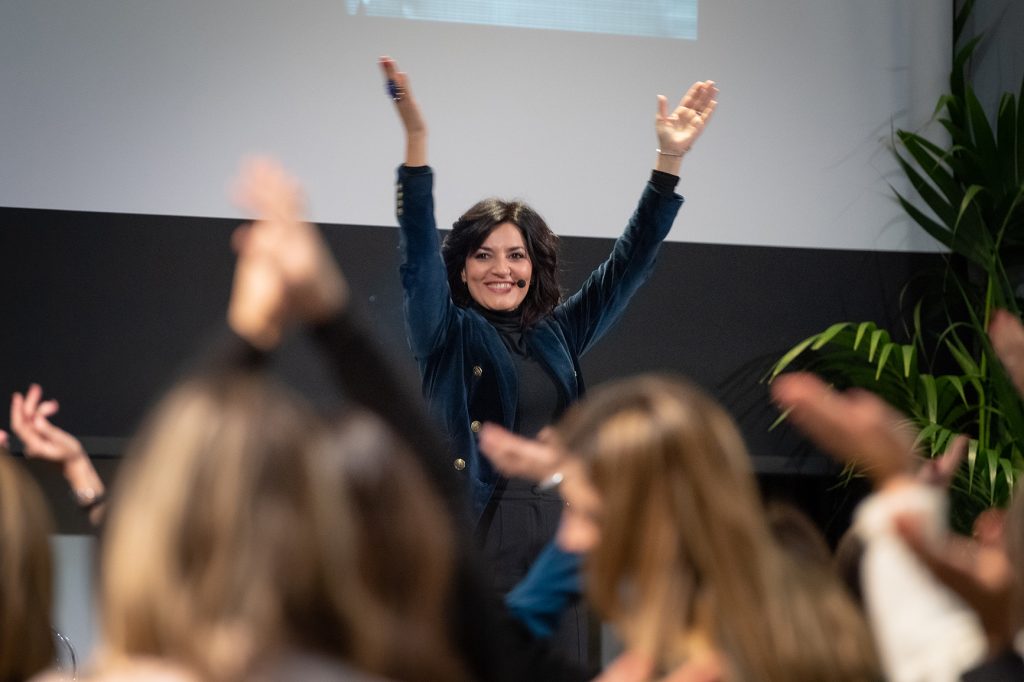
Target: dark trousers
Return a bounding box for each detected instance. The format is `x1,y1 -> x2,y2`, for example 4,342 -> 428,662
477,477 -> 589,665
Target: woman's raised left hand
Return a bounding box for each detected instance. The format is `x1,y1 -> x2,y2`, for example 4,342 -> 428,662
655,81 -> 718,158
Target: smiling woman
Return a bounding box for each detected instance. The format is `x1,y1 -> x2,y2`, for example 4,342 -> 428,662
442,198 -> 559,323
382,54 -> 716,661
461,223 -> 533,312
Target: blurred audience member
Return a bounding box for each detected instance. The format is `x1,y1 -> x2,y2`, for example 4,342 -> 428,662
0,450 -> 55,682
482,376 -> 879,680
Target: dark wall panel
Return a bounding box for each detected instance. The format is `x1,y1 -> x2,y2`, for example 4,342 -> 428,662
2,206 -> 942,532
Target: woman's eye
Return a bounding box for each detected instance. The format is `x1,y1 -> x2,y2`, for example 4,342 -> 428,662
510,252 -> 526,260
474,252 -> 489,260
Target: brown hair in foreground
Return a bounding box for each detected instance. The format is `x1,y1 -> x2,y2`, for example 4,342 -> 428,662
0,450 -> 56,682
99,372 -> 464,681
558,374 -> 879,681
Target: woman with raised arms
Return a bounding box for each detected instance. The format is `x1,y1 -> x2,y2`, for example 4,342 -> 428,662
382,56 -> 716,657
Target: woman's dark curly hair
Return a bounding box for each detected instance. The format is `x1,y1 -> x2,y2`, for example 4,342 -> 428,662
442,198 -> 561,327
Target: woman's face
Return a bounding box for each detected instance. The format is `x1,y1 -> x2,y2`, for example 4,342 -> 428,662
462,222 -> 533,312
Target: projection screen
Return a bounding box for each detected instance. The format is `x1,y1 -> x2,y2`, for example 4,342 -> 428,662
0,0 -> 949,250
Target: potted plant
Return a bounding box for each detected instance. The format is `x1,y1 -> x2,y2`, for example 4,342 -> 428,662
769,0 -> 1024,529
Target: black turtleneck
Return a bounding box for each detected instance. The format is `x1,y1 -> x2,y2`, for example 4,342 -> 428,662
475,306 -> 564,437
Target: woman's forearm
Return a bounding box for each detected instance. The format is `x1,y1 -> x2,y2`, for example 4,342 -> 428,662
406,130 -> 427,167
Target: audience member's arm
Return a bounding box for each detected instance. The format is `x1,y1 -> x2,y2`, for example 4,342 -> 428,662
310,312 -> 468,521
228,157 -> 466,519
862,309 -> 1024,674
10,384 -> 107,526
479,423 -> 594,533
772,374 -> 988,682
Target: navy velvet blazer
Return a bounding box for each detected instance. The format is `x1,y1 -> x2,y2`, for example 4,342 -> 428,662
396,164 -> 684,522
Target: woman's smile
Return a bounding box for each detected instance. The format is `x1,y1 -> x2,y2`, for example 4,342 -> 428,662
462,222 -> 532,311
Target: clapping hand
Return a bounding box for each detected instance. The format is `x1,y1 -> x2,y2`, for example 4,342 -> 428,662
478,423 -> 564,483
770,373 -> 922,489
888,308 -> 1024,654
10,384 -> 87,466
10,384 -> 106,524
229,157 -> 349,348
772,371 -> 1017,656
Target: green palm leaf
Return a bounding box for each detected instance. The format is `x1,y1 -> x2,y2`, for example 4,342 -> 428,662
771,10 -> 1024,529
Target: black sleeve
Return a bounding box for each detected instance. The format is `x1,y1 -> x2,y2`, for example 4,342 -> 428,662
310,309 -> 470,525
649,169 -> 680,196
184,323 -> 269,377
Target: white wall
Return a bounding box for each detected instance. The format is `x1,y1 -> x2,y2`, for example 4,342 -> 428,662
1,0 -> 949,250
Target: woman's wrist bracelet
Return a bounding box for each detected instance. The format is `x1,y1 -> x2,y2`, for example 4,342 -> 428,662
656,148 -> 689,157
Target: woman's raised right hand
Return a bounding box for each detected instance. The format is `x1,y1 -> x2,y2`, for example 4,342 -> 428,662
380,56 -> 427,166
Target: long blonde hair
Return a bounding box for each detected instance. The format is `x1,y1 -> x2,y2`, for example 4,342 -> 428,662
0,452 -> 55,682
558,375 -> 877,681
99,374 -> 382,679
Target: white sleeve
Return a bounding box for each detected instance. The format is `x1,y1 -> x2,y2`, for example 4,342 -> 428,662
855,484 -> 987,682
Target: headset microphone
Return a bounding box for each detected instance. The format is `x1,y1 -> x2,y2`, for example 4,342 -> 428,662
516,279 -> 527,288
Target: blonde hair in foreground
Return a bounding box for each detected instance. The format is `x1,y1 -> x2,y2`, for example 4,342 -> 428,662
558,375 -> 878,682
98,373 -> 385,680
0,451 -> 55,682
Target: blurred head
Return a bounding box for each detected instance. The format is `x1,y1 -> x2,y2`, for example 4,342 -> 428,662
318,412 -> 468,682
833,527 -> 866,607
0,451 -> 56,682
99,373 -> 377,680
443,199 -> 559,325
557,376 -> 769,665
765,500 -> 832,570
557,375 -> 877,680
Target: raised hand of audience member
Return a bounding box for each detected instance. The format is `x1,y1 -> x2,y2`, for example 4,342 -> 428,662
773,373 -> 1003,680
895,506 -> 1014,656
770,373 -> 923,490
478,423 -> 597,550
229,157 -> 349,347
478,423 -> 564,483
884,307 -> 1024,656
10,383 -> 106,523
